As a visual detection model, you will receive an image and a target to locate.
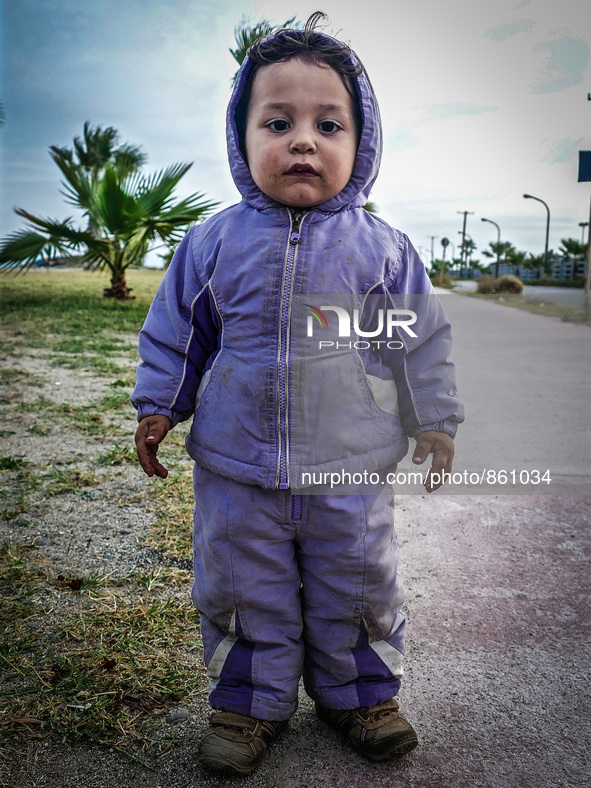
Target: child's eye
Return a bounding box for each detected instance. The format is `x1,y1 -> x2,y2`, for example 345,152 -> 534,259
266,119 -> 290,132
318,121 -> 341,133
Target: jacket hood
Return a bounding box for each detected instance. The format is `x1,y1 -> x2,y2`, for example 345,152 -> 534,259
226,31 -> 383,213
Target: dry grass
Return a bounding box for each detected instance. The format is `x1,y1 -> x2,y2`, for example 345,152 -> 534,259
0,268 -> 208,766
0,541 -> 205,759
462,291 -> 591,325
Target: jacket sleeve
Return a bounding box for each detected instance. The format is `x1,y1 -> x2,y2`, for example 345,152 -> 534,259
381,235 -> 464,438
130,227 -> 221,427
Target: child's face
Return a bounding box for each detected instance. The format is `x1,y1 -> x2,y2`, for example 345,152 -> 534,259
244,58 -> 358,208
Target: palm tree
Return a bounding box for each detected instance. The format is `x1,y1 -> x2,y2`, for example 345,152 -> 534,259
559,237 -> 585,260
458,238 -> 476,276
526,250 -> 555,277
230,16 -> 300,81
482,240 -> 515,260
505,249 -> 528,278
557,237 -> 585,280
0,150 -> 218,299
461,238 -> 477,259
482,241 -> 515,276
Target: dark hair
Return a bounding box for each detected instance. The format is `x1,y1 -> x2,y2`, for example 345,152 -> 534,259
248,12 -> 363,80
234,12 -> 364,155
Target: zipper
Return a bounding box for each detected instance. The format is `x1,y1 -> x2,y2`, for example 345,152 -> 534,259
291,494 -> 302,521
276,208 -> 307,489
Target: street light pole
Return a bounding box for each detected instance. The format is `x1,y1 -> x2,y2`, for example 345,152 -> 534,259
579,221 -> 589,245
523,194 -> 550,272
585,193 -> 591,298
457,211 -> 474,275
439,237 -> 450,286
481,217 -> 501,278
428,235 -> 437,267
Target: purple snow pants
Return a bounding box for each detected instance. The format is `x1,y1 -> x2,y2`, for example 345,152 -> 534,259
191,463 -> 407,722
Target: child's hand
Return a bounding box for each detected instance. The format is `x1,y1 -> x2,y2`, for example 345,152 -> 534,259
412,430 -> 455,493
135,415 -> 172,478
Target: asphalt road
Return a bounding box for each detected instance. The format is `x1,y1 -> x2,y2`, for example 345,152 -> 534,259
422,290 -> 591,495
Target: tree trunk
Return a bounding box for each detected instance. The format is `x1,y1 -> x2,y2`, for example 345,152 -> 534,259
104,272 -> 134,300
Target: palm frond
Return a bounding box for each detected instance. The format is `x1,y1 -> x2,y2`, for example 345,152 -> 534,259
155,194 -> 219,227
90,167 -> 142,236
132,163 -> 194,215
230,19 -> 273,65
0,210 -> 105,270
362,201 -> 378,214
49,148 -> 95,211
14,209 -> 94,246
49,145 -> 73,165
113,144 -> 148,177
74,122 -> 118,172
230,16 -> 298,65
0,230 -> 58,269
230,16 -> 300,84
121,228 -> 152,267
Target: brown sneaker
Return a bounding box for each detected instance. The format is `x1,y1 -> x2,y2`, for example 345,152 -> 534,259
316,698 -> 418,761
198,711 -> 288,775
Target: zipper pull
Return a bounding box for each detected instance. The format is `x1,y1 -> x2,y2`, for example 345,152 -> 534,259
289,211 -> 304,244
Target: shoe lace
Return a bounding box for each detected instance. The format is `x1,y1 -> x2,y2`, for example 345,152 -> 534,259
358,700 -> 399,723
212,712 -> 257,735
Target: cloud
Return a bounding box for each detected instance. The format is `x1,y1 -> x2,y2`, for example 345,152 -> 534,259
389,127 -> 420,153
541,137 -> 585,164
421,103 -> 498,121
388,103 -> 497,152
484,19 -> 535,43
530,36 -> 589,93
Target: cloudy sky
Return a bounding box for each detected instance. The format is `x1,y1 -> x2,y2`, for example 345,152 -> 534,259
1,0 -> 590,264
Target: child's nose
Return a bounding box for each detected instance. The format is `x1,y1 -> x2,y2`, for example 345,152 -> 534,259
289,133 -> 317,155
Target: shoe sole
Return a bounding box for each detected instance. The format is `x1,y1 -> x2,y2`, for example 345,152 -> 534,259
351,731 -> 419,761
199,753 -> 264,776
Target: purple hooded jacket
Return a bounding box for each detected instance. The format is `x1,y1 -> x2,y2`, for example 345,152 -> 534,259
131,36 -> 464,490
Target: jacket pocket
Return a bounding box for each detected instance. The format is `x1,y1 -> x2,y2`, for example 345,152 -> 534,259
364,373 -> 399,416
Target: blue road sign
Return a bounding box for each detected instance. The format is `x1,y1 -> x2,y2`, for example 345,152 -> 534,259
578,151 -> 591,182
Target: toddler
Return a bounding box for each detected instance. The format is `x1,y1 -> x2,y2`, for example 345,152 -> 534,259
132,12 -> 463,776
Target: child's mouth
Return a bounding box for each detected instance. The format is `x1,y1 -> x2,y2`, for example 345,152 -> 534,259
285,164 -> 319,176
